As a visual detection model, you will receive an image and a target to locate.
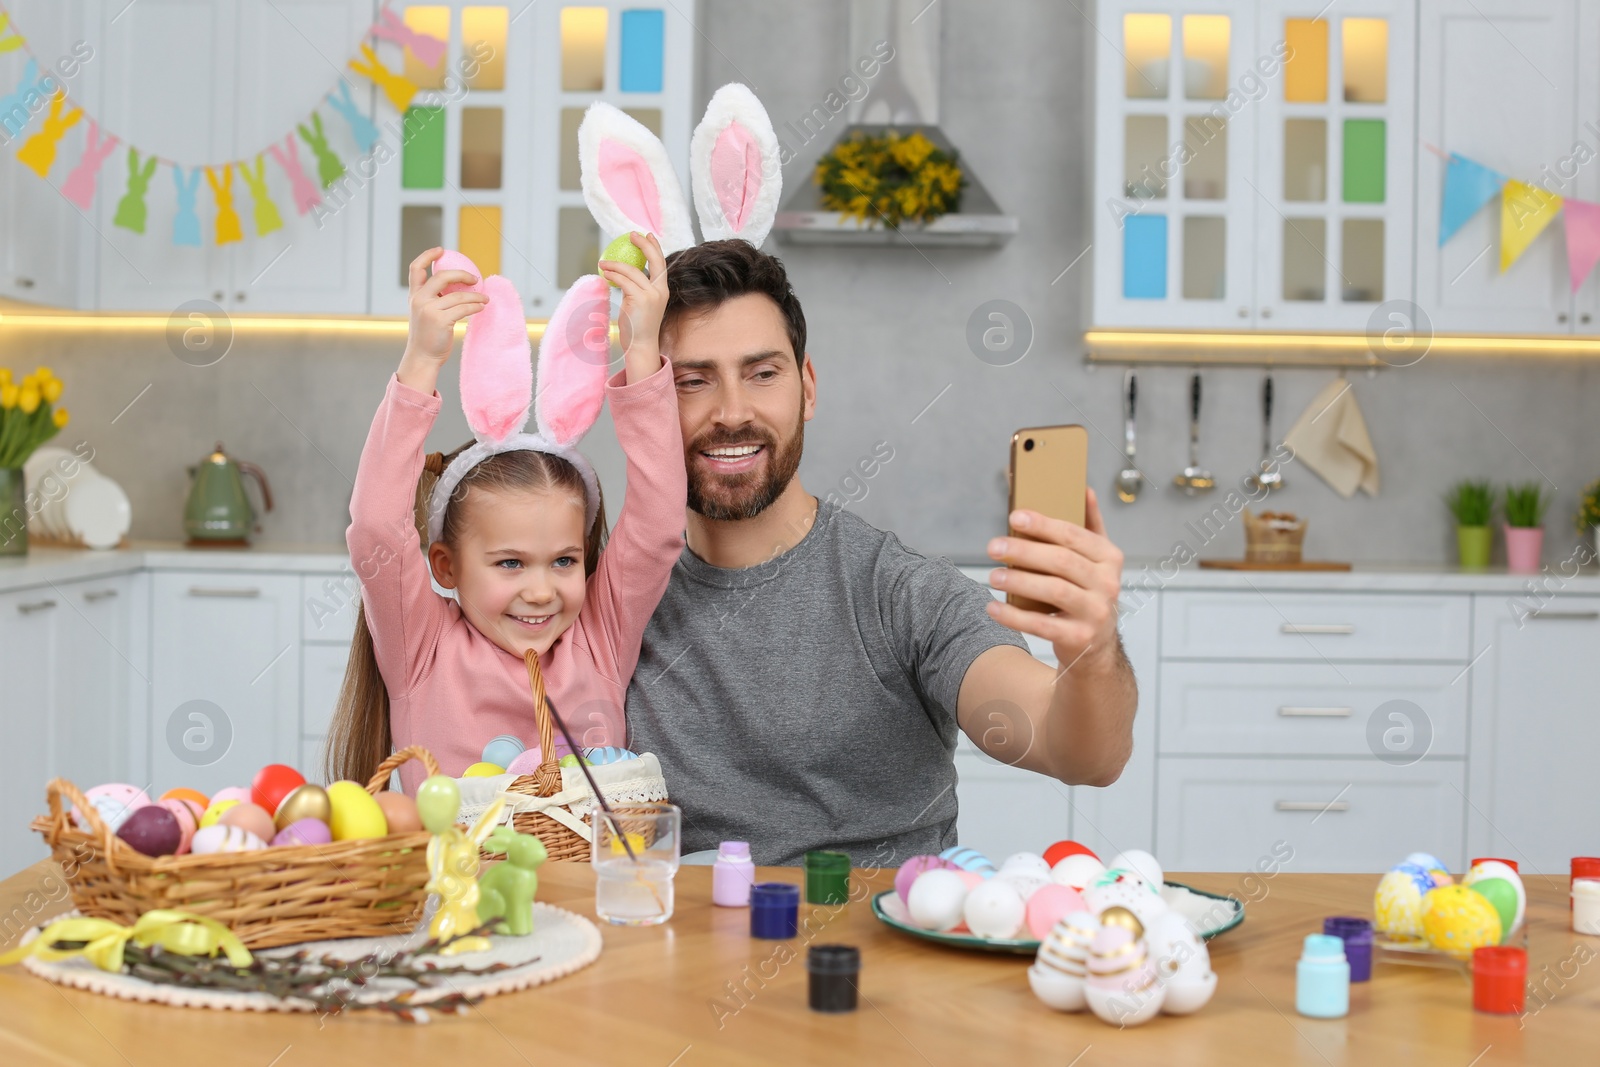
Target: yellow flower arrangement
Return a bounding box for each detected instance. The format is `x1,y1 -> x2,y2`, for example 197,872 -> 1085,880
813,129 -> 966,229
0,364 -> 67,468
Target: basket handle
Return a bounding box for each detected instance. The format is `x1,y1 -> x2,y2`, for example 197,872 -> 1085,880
365,745 -> 442,793
45,776 -> 122,875
524,649 -> 558,773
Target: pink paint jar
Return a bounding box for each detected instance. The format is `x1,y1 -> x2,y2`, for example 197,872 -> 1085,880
713,841 -> 756,907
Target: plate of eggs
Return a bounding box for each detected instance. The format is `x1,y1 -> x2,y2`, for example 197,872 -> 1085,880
873,841 -> 1244,956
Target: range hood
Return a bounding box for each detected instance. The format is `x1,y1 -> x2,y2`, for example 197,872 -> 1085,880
773,0 -> 1017,248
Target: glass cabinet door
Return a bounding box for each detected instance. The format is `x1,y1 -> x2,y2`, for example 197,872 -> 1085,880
1255,1 -> 1415,328
1093,2 -> 1258,328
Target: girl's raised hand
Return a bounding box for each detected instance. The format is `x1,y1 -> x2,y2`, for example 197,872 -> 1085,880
399,248 -> 489,393
601,231 -> 669,384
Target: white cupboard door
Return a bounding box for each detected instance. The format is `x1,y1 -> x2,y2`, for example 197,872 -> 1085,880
1415,0 -> 1578,334
953,743 -> 1074,862
1070,595 -> 1159,857
1467,594 -> 1600,873
1255,0 -> 1415,329
54,575 -> 135,791
94,0 -> 236,311
150,572 -> 299,796
0,0 -> 100,308
1571,1 -> 1600,331
0,589 -> 61,878
230,0 -> 375,313
300,642 -> 350,784
1092,0 -> 1259,329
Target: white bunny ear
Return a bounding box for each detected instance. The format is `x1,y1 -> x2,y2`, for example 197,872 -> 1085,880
578,102 -> 695,254
690,83 -> 783,247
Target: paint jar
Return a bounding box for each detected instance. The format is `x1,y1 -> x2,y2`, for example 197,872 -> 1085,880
1296,934 -> 1350,1018
804,850 -> 851,906
1472,946 -> 1527,1014
807,945 -> 861,1013
750,882 -> 800,939
1573,879 -> 1600,935
1323,917 -> 1373,983
1572,858 -> 1600,922
713,841 -> 756,908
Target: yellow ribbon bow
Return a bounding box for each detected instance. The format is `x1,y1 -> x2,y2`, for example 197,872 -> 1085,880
0,910 -> 253,973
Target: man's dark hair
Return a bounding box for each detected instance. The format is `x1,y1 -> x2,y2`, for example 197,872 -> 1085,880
662,239 -> 807,364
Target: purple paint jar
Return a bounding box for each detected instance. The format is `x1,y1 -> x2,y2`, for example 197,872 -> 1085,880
1323,916 -> 1374,982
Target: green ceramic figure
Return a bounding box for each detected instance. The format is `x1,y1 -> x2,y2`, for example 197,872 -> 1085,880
477,826 -> 548,936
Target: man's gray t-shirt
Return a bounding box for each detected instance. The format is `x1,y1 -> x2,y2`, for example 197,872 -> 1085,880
624,500 -> 1028,866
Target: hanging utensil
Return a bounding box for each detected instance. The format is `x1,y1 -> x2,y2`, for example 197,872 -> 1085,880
1115,369 -> 1144,503
1173,372 -> 1215,495
1247,373 -> 1285,493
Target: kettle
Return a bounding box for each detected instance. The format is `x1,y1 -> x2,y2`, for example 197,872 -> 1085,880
184,442 -> 273,544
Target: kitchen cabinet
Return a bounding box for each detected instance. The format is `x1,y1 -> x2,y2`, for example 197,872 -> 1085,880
149,571 -> 300,797
1467,594 -> 1600,873
0,586 -> 62,877
92,0 -> 376,313
1092,0 -> 1415,330
1414,0 -> 1585,334
0,0 -> 100,308
367,0 -> 694,317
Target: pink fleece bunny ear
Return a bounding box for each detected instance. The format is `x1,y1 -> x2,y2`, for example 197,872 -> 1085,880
578,102 -> 695,254
436,250 -> 533,446
535,274 -> 612,446
690,83 -> 782,246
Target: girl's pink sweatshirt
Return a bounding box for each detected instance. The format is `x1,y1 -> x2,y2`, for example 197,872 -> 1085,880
346,358 -> 685,792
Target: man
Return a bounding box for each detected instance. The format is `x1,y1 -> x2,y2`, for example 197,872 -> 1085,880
624,239 -> 1136,865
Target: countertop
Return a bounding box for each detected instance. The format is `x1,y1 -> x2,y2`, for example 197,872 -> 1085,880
0,860 -> 1592,1065
5,541 -> 1599,596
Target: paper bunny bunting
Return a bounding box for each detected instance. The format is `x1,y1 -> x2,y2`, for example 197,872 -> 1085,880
424,251 -> 604,544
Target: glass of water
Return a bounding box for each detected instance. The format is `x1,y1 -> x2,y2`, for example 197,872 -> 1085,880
590,802 -> 681,925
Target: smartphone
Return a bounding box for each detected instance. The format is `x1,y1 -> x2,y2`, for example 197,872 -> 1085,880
1006,424 -> 1088,613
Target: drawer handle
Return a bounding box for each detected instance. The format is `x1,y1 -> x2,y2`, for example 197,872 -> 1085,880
1278,706 -> 1353,718
1281,623 -> 1355,635
188,586 -> 262,598
17,599 -> 57,614
83,588 -> 120,602
1276,800 -> 1350,813
1526,609 -> 1599,621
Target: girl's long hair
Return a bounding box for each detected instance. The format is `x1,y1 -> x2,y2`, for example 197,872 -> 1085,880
322,444 -> 607,786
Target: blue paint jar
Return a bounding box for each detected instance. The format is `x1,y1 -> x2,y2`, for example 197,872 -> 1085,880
1296,933 -> 1351,1018
750,882 -> 800,939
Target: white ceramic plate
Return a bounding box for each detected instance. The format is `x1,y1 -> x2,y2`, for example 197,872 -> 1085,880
63,472 -> 131,549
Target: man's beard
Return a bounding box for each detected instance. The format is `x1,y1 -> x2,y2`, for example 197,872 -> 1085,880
685,408 -> 805,521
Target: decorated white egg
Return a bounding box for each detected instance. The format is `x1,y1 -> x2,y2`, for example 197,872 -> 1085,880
1000,852 -> 1052,876
1085,926 -> 1165,1026
190,823 -> 268,855
1031,911 -> 1097,1012
1050,853 -> 1107,890
995,867 -> 1052,903
963,878 -> 1027,939
939,846 -> 997,877
907,868 -> 969,932
1084,879 -> 1170,938
1464,861 -> 1526,937
1107,849 -> 1164,889
1145,911 -> 1216,1015
75,783 -> 152,833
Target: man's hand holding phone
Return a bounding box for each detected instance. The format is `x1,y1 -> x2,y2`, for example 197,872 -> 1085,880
984,488 -> 1124,671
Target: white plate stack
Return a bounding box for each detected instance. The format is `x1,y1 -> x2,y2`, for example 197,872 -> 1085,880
23,446 -> 133,550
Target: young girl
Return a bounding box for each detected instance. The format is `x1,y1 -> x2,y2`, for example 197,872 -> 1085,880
326,230 -> 685,793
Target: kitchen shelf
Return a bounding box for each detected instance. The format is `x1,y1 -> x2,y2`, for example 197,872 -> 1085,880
1084,328 -> 1600,369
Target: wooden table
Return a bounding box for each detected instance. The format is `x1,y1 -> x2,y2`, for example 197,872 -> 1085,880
0,860 -> 1594,1065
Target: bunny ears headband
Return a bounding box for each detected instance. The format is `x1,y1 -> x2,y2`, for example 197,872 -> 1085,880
425,83 -> 783,545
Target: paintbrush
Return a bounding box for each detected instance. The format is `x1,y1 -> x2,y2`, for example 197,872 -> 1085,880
524,649 -> 640,863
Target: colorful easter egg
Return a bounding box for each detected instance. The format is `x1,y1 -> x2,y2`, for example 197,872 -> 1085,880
374,791 -> 422,834
209,786 -> 253,808
116,805 -> 182,857
157,798 -> 200,854
938,846 -> 997,877
271,818 -> 333,848
1404,852 -> 1450,874
1465,861 -> 1526,937
1043,840 -> 1099,869
325,781 -> 389,841
1026,883 -> 1087,940
1091,866 -> 1161,896
1422,884 -> 1503,959
504,747 -> 544,776
198,798 -> 240,830
1030,910 -> 1097,1012
76,784 -> 151,832
1085,926 -> 1165,1026
462,762 -> 505,777
190,823 -> 268,854
273,784 -> 332,832
415,775 -> 461,833
219,802 -> 276,844
1085,879 -> 1169,938
1106,850 -> 1164,889
583,746 -> 640,765
251,764 -> 306,815
964,878 -> 1027,939
481,735 -> 526,770
895,855 -> 956,904
159,787 -> 210,811
600,233 -> 648,285
1050,853 -> 1107,890
1375,867 -> 1432,939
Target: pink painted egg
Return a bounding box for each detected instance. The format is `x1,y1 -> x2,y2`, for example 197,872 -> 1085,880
219,802 -> 277,844
157,798 -> 201,854
271,818 -> 334,848
75,783 -> 151,833
1027,883 -> 1089,940
895,855 -> 956,904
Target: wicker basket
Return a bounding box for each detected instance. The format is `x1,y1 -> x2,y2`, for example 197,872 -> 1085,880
496,651 -> 668,863
1243,509 -> 1308,564
31,747 -> 441,949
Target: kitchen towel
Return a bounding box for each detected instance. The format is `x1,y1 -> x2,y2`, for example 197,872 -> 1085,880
1283,379 -> 1380,498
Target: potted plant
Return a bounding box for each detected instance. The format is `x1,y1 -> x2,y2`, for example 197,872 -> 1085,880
1446,480 -> 1494,569
1579,480 -> 1600,563
1503,481 -> 1549,574
0,365 -> 70,556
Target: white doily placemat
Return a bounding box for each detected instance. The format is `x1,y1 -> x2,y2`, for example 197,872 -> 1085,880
17,903 -> 601,1013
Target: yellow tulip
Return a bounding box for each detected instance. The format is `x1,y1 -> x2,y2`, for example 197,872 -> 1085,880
0,384 -> 16,409
52,407 -> 69,429
19,386 -> 40,414
0,368 -> 11,387
41,378 -> 62,403
34,364 -> 51,382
